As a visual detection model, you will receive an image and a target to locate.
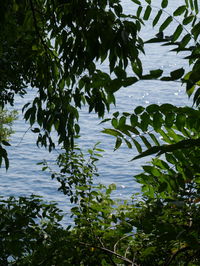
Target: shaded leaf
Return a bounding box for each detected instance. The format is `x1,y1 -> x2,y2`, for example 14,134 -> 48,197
172,25 -> 183,41
132,146 -> 161,160
159,16 -> 173,32
114,137 -> 122,150
170,68 -> 185,80
161,0 -> 168,8
153,10 -> 162,27
173,5 -> 186,16
143,5 -> 152,20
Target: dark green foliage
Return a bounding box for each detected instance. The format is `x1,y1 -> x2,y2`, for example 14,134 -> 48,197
1,0 -> 200,265
1,0 -> 200,163
0,195 -> 70,265
1,181 -> 200,265
0,109 -> 17,169
0,0 -> 144,155
40,143 -> 102,203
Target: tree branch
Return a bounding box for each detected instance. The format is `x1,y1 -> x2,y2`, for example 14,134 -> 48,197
29,0 -> 58,61
164,246 -> 190,266
29,0 -> 49,51
79,241 -> 137,265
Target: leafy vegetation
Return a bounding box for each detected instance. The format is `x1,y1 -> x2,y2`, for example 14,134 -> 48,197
0,109 -> 17,169
1,0 -> 200,265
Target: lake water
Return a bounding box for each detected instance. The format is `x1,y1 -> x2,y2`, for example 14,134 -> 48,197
0,0 -> 192,215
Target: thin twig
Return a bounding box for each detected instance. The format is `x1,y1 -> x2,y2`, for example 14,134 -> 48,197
29,0 -> 49,52
147,3 -> 199,46
79,241 -> 137,265
29,0 -> 58,62
114,234 -> 133,253
15,126 -> 31,147
164,246 -> 190,266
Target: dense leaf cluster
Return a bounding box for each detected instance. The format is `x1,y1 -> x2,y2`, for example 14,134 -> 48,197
0,109 -> 17,169
0,0 -> 144,155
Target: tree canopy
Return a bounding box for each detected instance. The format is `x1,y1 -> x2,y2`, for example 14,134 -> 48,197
1,0 -> 200,265
0,0 -> 143,158
1,0 -> 200,166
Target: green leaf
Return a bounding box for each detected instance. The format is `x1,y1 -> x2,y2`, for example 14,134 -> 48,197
160,138 -> 200,154
131,0 -> 141,5
114,137 -> 122,150
166,128 -> 183,142
123,112 -> 131,117
153,10 -> 162,27
149,133 -> 160,146
124,138 -> 132,149
108,183 -> 116,191
192,22 -> 200,40
132,146 -> 161,160
31,128 -> 40,133
170,68 -> 185,80
118,116 -> 126,128
159,16 -> 173,32
123,77 -> 138,87
193,88 -> 200,105
161,0 -> 168,8
32,45 -> 38,51
135,106 -> 145,115
100,118 -> 111,124
172,25 -> 183,41
140,112 -> 150,131
144,165 -> 161,177
130,114 -> 138,126
175,113 -> 186,130
185,0 -> 189,7
132,61 -> 143,77
150,69 -> 163,78
113,112 -> 119,118
165,112 -> 175,128
114,67 -> 126,79
173,5 -> 186,16
157,128 -> 172,143
75,123 -> 80,134
0,145 -> 9,170
153,112 -> 163,131
140,136 -> 152,149
132,139 -> 142,153
1,140 -> 11,146
136,5 -> 143,17
102,128 -> 123,137
143,5 -> 152,20
111,118 -> 118,128
180,34 -> 191,48
165,153 -> 177,165
146,104 -> 159,114
183,15 -> 194,25
189,0 -> 194,10
114,4 -> 123,16
194,0 -> 199,13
